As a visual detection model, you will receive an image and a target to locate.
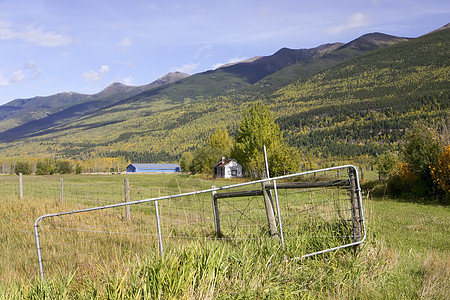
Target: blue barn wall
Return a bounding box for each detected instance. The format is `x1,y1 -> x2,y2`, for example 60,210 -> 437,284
126,163 -> 181,173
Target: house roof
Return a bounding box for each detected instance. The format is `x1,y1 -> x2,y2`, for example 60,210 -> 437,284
128,163 -> 180,169
213,159 -> 239,168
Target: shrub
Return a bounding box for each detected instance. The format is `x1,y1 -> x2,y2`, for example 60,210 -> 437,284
402,122 -> 442,183
14,161 -> 32,175
179,152 -> 194,173
431,145 -> 450,193
375,152 -> 397,180
387,162 -> 421,197
75,164 -> 83,174
36,159 -> 55,175
56,160 -> 73,174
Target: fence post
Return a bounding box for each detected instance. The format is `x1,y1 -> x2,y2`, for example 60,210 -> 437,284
59,178 -> 63,204
154,200 -> 163,257
348,167 -> 362,242
262,182 -> 278,237
124,178 -> 131,222
211,185 -> 221,237
19,173 -> 23,199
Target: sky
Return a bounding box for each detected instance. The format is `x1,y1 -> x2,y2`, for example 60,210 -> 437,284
0,0 -> 449,105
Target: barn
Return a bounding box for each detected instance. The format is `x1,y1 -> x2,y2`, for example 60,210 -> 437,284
126,163 -> 181,173
213,157 -> 243,178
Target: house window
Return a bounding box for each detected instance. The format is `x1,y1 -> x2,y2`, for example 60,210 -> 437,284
231,170 -> 237,176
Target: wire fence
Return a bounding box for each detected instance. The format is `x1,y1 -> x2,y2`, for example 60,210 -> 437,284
1,166 -> 365,281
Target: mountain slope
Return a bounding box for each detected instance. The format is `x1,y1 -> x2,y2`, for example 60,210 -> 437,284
230,33 -> 410,97
0,32 -> 407,139
0,72 -> 189,137
217,43 -> 343,84
273,26 -> 449,157
0,26 -> 447,160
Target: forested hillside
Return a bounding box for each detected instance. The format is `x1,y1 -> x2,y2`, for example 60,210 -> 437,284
0,25 -> 448,164
273,27 -> 449,158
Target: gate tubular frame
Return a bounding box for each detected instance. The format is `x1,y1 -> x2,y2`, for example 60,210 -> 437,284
34,165 -> 365,282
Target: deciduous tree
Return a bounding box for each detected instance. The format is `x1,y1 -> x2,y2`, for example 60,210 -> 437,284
232,102 -> 300,178
375,151 -> 397,180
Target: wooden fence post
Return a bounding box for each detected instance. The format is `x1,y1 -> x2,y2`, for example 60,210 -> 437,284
19,173 -> 23,199
348,167 -> 362,242
59,178 -> 63,204
211,185 -> 221,237
124,178 -> 131,222
262,182 -> 278,237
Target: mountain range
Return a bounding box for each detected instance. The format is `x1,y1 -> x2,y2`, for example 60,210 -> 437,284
0,24 -> 448,162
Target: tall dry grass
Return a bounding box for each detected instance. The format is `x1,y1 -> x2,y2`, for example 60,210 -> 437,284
1,174 -> 449,298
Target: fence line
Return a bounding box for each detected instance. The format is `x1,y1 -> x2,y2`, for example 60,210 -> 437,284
30,165 -> 365,282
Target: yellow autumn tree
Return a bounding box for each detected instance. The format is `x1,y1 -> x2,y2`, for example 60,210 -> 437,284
431,145 -> 450,193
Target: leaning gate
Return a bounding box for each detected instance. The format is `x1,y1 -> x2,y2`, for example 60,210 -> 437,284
34,165 -> 365,281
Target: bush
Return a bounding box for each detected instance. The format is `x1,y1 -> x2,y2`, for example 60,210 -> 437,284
431,145 -> 450,193
56,160 -> 73,174
36,159 -> 55,175
179,152 -> 194,173
75,164 -> 83,174
190,146 -> 221,174
402,122 -> 442,185
386,162 -> 421,197
375,152 -> 397,180
14,161 -> 32,175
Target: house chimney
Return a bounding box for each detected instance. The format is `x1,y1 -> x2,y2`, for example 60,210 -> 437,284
221,156 -> 225,163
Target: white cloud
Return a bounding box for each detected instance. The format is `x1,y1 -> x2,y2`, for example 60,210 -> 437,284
82,65 -> 110,81
325,12 -> 372,35
0,70 -> 25,86
170,63 -> 199,74
0,61 -> 42,87
195,45 -> 212,59
24,61 -> 42,79
118,37 -> 132,50
0,20 -> 71,46
212,57 -> 247,69
121,77 -> 134,85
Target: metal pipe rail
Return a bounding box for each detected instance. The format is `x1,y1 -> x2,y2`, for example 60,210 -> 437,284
34,165 -> 366,282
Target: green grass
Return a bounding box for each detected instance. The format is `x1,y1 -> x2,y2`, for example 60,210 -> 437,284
0,174 -> 449,299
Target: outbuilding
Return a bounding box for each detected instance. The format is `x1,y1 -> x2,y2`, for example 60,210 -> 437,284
126,163 -> 181,173
213,157 -> 243,178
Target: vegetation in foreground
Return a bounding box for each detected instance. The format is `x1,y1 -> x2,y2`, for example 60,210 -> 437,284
0,174 -> 449,299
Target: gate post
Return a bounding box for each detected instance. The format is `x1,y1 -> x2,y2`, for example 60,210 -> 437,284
348,167 -> 362,242
262,182 -> 278,237
19,173 -> 23,199
211,185 -> 221,237
59,178 -> 63,204
124,178 -> 131,222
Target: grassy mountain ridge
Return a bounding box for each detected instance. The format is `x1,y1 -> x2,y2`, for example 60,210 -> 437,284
0,72 -> 189,134
0,26 -> 448,161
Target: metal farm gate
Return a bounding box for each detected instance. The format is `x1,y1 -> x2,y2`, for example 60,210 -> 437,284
34,165 -> 366,281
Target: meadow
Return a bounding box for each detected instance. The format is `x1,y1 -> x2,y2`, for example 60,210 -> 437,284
0,173 -> 449,299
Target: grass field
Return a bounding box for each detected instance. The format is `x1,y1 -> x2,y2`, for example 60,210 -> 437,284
0,173 -> 449,299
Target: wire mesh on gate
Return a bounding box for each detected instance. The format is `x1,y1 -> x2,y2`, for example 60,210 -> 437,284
34,165 -> 365,281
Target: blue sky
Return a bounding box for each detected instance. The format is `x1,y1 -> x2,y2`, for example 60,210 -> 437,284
0,0 -> 449,105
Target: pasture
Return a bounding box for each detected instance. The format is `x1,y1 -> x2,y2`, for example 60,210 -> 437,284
0,172 -> 449,299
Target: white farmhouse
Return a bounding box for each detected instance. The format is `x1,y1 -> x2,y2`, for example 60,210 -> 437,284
213,157 -> 243,178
